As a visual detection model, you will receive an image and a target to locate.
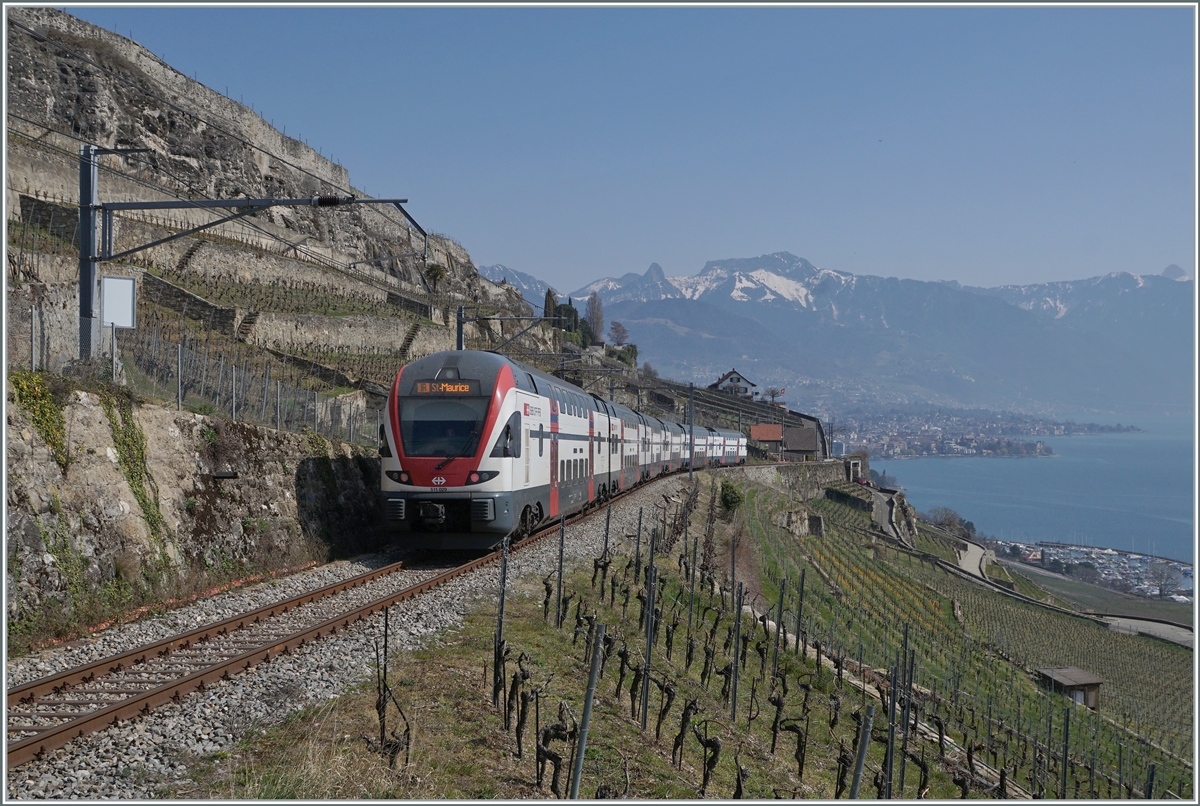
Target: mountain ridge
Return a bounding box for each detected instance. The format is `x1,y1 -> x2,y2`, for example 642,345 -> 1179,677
549,252 -> 1193,416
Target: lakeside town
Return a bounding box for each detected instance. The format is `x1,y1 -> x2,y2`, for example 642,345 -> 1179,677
992,540 -> 1194,603
831,409 -> 1139,459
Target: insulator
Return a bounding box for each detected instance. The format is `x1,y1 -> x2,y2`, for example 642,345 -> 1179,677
313,194 -> 341,207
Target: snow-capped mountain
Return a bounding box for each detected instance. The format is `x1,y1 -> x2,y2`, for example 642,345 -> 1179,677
563,252 -> 1193,416
477,264 -> 562,311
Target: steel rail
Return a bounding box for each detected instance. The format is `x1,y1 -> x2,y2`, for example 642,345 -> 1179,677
7,554 -> 424,707
6,549 -> 492,767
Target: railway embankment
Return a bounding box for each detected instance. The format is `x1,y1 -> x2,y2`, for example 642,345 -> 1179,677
6,373 -> 386,652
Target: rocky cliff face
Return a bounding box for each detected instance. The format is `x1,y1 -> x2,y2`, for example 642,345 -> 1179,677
5,6 -> 535,322
6,380 -> 385,642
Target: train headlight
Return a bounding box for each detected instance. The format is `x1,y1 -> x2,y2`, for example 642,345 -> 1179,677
465,470 -> 498,485
386,470 -> 411,484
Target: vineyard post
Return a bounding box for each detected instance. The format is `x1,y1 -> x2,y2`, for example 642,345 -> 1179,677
603,504 -> 611,558
848,704 -> 876,799
232,359 -> 238,421
794,568 -> 806,657
1046,698 -> 1053,799
1059,707 -> 1069,800
730,519 -> 736,593
555,516 -> 566,628
898,648 -> 915,794
885,663 -> 898,798
493,536 -> 510,707
640,563 -> 657,731
685,516 -> 697,644
1117,740 -> 1123,796
260,362 -> 270,422
731,581 -> 743,722
569,622 -> 606,799
276,380 -> 281,430
771,577 -> 786,680
857,636 -> 864,706
176,343 -> 182,410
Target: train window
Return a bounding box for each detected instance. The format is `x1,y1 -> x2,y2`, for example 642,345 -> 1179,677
560,460 -> 564,481
398,398 -> 487,457
489,411 -> 522,458
573,458 -> 578,479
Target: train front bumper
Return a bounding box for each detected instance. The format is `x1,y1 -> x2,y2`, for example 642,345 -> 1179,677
380,490 -> 516,542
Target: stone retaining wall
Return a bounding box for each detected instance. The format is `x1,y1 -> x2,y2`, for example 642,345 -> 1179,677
6,389 -> 386,628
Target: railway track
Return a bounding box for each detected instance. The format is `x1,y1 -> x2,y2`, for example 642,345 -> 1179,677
5,476 -> 686,769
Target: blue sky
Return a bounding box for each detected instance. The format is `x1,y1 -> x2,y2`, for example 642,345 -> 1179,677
62,5 -> 1196,293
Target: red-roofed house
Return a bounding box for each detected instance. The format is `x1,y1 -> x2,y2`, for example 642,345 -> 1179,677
750,424 -> 783,456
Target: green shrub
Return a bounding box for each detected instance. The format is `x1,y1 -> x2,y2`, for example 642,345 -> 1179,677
720,480 -> 744,515
9,371 -> 68,468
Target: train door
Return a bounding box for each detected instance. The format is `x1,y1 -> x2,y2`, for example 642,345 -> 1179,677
549,390 -> 560,517
588,408 -> 596,502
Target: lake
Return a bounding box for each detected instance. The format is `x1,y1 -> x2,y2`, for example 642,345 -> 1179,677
875,416 -> 1195,563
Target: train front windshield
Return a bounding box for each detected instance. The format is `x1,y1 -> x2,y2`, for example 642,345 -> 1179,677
398,397 -> 490,457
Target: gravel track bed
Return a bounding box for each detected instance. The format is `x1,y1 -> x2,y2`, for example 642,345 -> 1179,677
6,551 -> 422,689
5,477 -> 692,800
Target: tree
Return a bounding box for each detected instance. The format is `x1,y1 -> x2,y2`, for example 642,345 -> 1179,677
641,362 -> 659,380
543,288 -> 558,321
1147,561 -> 1182,599
609,321 -> 629,346
763,386 -> 784,404
425,263 -> 447,293
553,302 -> 579,333
927,507 -> 963,531
585,292 -> 604,344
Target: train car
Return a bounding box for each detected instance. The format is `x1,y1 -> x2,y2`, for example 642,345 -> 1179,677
380,349 -> 755,550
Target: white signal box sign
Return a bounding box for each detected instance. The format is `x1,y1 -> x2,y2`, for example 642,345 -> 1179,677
100,275 -> 137,329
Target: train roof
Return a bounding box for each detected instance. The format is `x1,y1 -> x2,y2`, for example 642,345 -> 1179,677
404,352 -> 746,439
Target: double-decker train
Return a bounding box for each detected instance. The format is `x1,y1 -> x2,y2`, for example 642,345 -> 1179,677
379,350 -> 746,549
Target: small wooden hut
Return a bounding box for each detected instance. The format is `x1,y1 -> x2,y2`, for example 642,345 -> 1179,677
1036,666 -> 1104,710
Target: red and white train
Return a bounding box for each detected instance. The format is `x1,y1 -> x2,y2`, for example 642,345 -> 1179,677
379,350 -> 746,549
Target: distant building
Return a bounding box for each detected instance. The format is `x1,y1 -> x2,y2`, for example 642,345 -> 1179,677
782,424 -> 822,461
708,369 -> 757,399
1036,666 -> 1104,710
750,424 -> 784,456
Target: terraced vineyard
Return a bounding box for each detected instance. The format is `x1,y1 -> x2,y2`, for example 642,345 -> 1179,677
721,477 -> 1194,800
